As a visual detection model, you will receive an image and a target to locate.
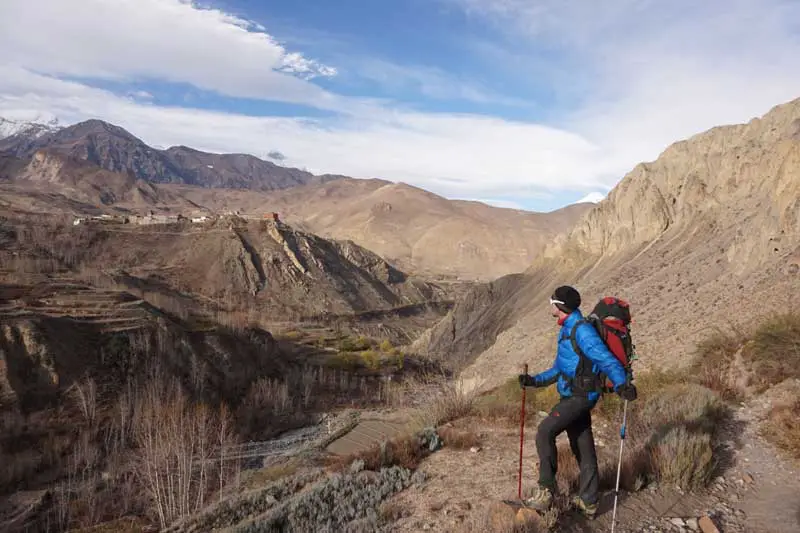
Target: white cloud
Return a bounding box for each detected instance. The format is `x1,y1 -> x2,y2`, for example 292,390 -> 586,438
351,58 -> 529,106
1,0 -> 800,206
0,0 -> 340,109
0,66 -> 602,199
576,192 -> 605,204
448,0 -> 800,182
128,90 -> 154,101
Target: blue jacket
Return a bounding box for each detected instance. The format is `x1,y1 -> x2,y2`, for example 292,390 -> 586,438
532,309 -> 628,403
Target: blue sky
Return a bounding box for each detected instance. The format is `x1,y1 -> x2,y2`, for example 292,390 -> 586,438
1,0 -> 800,212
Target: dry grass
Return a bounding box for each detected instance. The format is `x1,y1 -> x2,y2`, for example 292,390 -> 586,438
690,312 -> 800,398
744,313 -> 800,392
378,500 -> 409,522
474,502 -> 548,532
474,377 -> 560,425
328,432 -> 431,472
761,400 -> 800,459
406,373 -> 480,429
241,460 -> 301,490
626,384 -> 727,491
547,383 -> 729,498
438,427 -> 482,450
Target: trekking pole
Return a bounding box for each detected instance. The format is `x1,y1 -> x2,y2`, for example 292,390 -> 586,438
610,399 -> 628,533
518,363 -> 528,500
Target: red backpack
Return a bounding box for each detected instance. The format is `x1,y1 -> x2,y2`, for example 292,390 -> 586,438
569,297 -> 636,393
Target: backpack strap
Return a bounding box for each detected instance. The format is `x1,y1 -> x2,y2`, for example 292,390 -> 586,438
567,319 -> 602,395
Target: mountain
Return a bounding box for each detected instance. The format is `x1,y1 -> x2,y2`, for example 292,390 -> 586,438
23,214 -> 449,319
174,179 -> 594,280
0,150 -> 202,216
0,118 -> 342,191
0,114 -> 594,280
0,116 -> 60,141
412,96 -> 800,387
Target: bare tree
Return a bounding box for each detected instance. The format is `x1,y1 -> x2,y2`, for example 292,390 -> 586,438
132,378 -> 238,528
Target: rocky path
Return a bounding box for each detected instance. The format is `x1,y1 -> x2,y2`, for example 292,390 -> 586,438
723,388 -> 800,533
380,383 -> 800,533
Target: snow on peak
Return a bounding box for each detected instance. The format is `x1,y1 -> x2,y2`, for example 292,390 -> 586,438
0,116 -> 61,141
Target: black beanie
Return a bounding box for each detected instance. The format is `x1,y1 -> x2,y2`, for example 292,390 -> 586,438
552,285 -> 581,313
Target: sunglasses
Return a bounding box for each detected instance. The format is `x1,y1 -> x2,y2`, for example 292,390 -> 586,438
549,297 -> 565,306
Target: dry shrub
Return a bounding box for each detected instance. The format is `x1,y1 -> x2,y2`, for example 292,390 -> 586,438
690,327 -> 747,399
594,367 -> 689,422
631,384 -> 727,491
689,312 -> 800,398
339,335 -> 372,352
378,500 -> 407,522
761,400 -> 800,459
360,349 -> 381,370
744,313 -> 800,391
379,339 -> 394,353
438,427 -> 481,450
648,425 -> 715,489
475,502 -> 547,532
329,432 -> 430,472
406,373 -> 479,429
475,377 -> 560,425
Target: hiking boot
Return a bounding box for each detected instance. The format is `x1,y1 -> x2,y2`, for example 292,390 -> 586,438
522,487 -> 553,511
571,495 -> 598,519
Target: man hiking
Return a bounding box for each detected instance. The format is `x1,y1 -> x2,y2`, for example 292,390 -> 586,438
518,285 -> 637,518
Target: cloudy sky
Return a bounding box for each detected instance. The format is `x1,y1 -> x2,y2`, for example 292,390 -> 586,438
1,0 -> 799,211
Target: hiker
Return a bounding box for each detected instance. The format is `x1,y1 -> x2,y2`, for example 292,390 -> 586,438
518,285 -> 637,518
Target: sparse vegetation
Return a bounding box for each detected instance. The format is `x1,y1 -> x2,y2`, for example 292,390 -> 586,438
339,334 -> 372,352
406,373 -> 480,429
762,400 -> 800,459
691,312 -> 800,398
328,431 -> 433,473
438,426 -> 482,450
744,313 -> 800,392
360,349 -> 381,370
474,376 -> 560,424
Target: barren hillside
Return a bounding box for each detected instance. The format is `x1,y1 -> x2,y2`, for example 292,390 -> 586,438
413,96 -> 800,389
0,151 -> 203,216
175,179 -> 593,280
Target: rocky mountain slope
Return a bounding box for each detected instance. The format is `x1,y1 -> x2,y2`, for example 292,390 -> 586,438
0,118 -> 342,191
2,213 -> 447,320
412,96 -> 800,389
176,179 -> 593,280
0,150 -> 203,216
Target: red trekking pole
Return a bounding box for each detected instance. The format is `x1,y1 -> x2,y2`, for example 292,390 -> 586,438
518,363 -> 528,500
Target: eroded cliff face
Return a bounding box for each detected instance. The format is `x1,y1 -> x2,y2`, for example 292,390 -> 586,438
0,311 -> 283,413
415,97 -> 800,390
548,98 -> 800,266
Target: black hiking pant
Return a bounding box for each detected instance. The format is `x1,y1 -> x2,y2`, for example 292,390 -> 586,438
535,395 -> 599,504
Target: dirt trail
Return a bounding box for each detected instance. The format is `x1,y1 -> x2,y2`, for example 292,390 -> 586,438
380,389 -> 800,533
727,388 -> 800,533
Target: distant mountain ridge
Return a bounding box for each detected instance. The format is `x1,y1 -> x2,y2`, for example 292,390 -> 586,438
0,117 -> 343,191
0,116 -> 60,141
